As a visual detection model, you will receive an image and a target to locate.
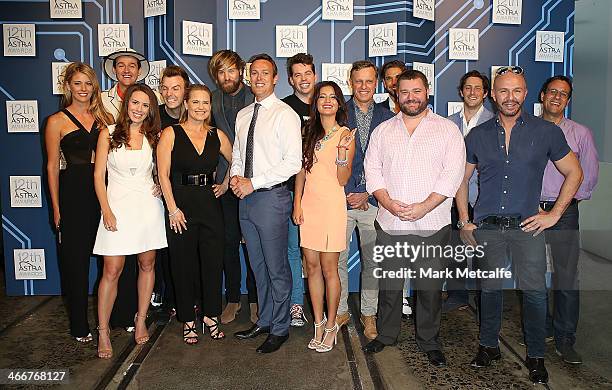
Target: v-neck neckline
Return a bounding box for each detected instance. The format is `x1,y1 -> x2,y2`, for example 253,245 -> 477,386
180,125 -> 207,157
63,108 -> 96,134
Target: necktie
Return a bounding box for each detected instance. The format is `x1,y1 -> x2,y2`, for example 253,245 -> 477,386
244,103 -> 261,179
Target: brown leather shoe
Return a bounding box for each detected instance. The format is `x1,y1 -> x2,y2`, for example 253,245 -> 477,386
220,302 -> 241,324
360,314 -> 378,340
249,303 -> 258,324
336,311 -> 351,328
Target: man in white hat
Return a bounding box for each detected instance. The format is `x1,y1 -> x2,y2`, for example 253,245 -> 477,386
101,48 -> 159,119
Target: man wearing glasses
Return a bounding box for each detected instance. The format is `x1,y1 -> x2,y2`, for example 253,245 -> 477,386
538,75 -> 599,365
456,66 -> 583,384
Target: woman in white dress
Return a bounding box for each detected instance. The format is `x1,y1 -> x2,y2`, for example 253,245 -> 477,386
93,84 -> 167,359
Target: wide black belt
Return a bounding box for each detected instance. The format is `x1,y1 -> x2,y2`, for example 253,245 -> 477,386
480,215 -> 522,229
254,182 -> 286,193
539,198 -> 577,212
181,173 -> 214,186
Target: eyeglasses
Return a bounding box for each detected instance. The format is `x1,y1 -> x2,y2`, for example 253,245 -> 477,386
495,65 -> 524,76
546,88 -> 570,99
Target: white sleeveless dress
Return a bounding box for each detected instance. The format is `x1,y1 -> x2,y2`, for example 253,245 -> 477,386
93,125 -> 167,256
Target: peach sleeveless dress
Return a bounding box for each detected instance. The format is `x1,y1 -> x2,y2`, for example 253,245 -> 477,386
300,127 -> 348,252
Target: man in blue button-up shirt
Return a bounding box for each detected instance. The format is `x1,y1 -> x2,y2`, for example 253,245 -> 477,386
455,67 -> 583,384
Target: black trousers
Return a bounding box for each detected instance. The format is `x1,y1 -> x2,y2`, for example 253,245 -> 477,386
375,224 -> 450,351
153,247 -> 175,307
168,220 -> 225,322
220,191 -> 257,304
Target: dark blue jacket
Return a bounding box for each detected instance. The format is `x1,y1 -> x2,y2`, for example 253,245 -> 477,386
345,98 -> 395,207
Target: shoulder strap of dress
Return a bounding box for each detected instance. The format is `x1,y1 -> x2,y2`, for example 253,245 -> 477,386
61,108 -> 87,132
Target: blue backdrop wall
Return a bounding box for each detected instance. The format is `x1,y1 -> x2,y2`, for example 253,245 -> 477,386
1,0 -> 575,295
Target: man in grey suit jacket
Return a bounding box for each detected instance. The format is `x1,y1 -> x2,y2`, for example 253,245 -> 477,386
446,70 -> 495,311
208,50 -> 258,324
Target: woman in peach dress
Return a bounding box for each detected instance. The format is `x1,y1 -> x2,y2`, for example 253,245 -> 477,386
293,81 -> 356,353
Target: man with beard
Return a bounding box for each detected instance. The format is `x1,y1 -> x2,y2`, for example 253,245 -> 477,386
445,70 -> 494,312
538,75 -> 598,364
362,70 -> 465,368
457,67 -> 582,384
282,53 -> 317,327
208,50 -> 258,324
337,61 -> 394,341
379,60 -> 406,114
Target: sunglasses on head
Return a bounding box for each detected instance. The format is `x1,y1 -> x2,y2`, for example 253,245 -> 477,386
495,65 -> 524,76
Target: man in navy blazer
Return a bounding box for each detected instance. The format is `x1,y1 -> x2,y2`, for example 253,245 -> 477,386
337,60 -> 394,340
445,70 -> 495,311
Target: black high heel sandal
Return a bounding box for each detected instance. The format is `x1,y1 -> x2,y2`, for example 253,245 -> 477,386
183,321 -> 199,345
203,317 -> 225,340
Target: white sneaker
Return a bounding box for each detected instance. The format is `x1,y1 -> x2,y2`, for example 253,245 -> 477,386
402,297 -> 412,316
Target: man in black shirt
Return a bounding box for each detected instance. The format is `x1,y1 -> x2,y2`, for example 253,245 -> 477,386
152,65 -> 190,315
281,53 -> 317,327
208,50 -> 258,324
159,65 -> 189,129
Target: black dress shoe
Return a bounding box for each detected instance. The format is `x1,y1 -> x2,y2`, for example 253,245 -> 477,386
256,334 -> 289,353
526,357 -> 549,384
426,350 -> 447,368
234,324 -> 270,340
363,339 -> 386,354
470,345 -> 501,367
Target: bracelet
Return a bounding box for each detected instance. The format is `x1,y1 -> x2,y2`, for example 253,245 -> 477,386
168,208 -> 181,217
335,157 -> 349,167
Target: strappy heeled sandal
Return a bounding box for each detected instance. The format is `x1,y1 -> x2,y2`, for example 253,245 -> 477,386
316,323 -> 339,353
308,315 -> 327,350
75,332 -> 93,343
183,321 -> 199,345
97,326 -> 113,359
203,317 -> 225,340
134,313 -> 149,345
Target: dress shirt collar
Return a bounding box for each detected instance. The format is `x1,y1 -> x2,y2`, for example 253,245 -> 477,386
495,109 -> 528,127
460,104 -> 484,123
254,92 -> 278,109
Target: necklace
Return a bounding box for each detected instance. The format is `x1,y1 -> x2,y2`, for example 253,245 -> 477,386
315,125 -> 338,151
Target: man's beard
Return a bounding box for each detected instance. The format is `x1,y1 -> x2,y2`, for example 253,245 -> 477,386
496,99 -> 522,117
400,98 -> 428,117
221,78 -> 241,94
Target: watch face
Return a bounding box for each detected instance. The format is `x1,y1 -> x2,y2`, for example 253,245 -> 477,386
457,221 -> 464,229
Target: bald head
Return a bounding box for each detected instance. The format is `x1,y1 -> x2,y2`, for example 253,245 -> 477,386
492,72 -> 528,118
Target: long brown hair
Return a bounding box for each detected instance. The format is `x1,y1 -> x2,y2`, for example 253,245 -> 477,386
303,81 -> 348,172
110,84 -> 161,150
61,62 -> 112,127
179,84 -> 213,126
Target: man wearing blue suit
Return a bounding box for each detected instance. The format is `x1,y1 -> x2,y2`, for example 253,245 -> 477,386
446,70 -> 495,311
337,61 -> 394,340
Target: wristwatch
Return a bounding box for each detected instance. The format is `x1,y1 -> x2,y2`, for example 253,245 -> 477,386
456,220 -> 471,229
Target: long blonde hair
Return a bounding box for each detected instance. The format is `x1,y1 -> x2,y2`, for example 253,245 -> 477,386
61,62 -> 112,127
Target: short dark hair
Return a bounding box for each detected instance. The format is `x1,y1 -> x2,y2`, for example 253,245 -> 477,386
396,69 -> 429,89
350,60 -> 378,79
380,60 -> 406,80
248,53 -> 278,77
457,70 -> 490,98
161,65 -> 190,88
538,75 -> 573,102
286,53 -> 315,77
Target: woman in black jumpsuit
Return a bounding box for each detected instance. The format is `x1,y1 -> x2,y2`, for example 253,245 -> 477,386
157,84 -> 234,344
45,62 -> 112,342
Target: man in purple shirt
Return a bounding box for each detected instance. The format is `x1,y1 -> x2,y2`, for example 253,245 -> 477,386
539,75 -> 599,364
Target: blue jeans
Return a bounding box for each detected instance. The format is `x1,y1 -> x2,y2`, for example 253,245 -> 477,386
544,202 -> 580,348
288,191 -> 303,305
475,224 -> 547,358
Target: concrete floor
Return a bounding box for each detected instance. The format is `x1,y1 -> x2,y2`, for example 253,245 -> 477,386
0,249 -> 611,389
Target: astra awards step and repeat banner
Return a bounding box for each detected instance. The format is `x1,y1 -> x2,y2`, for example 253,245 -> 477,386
1,0 -> 575,295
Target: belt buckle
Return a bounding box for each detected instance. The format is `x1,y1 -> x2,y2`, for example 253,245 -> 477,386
503,217 -> 511,229
198,174 -> 207,186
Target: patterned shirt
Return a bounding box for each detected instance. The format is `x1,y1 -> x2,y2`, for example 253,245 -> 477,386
355,101 -> 374,153
365,110 -> 466,233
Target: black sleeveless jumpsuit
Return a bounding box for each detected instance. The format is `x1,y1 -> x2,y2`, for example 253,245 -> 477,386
58,108 -> 100,337
168,125 -> 225,322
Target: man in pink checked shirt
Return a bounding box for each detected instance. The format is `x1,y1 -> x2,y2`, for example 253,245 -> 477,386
361,70 -> 465,368
538,75 -> 599,365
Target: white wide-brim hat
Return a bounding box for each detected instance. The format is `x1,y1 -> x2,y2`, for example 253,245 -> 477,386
103,48 -> 150,82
